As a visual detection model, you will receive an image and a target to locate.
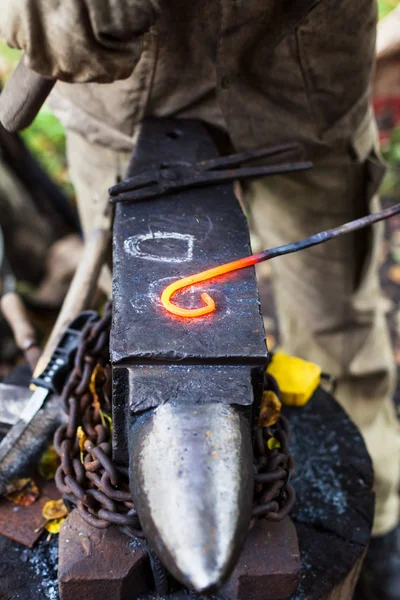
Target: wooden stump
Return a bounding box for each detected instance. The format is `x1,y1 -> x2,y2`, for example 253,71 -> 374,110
286,387 -> 374,599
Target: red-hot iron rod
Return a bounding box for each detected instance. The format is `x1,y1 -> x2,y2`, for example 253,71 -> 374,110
161,202 -> 400,318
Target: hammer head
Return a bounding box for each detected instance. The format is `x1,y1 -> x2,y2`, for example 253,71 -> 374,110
129,402 -> 254,592
0,384 -> 32,435
0,385 -> 63,496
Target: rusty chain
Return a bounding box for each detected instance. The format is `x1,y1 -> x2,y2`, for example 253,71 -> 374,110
54,301 -> 143,534
252,372 -> 296,520
54,304 -> 295,532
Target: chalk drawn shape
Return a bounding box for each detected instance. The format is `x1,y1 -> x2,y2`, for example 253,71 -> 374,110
124,232 -> 195,263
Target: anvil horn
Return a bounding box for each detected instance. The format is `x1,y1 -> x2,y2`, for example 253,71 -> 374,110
129,402 -> 254,592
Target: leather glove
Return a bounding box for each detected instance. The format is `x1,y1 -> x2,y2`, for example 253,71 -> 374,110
0,0 -> 160,83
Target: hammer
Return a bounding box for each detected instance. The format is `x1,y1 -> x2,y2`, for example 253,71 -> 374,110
0,56 -> 56,132
1,293 -> 41,371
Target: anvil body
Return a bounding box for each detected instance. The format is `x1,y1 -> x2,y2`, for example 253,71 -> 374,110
111,119 -> 268,591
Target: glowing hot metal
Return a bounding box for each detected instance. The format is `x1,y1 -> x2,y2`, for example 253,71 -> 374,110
161,203 -> 400,318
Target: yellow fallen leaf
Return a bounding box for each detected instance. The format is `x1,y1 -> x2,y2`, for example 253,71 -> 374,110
77,426 -> 87,461
267,437 -> 281,450
90,364 -> 104,408
5,478 -> 40,506
101,411 -> 113,433
5,478 -> 31,496
38,446 -> 60,480
388,265 -> 400,284
44,517 -> 66,534
42,499 -> 68,521
258,391 -> 282,428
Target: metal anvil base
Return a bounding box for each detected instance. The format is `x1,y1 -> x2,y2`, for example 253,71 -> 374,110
111,119 -> 268,592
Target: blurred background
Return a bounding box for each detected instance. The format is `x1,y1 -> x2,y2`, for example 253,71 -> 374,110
0,0 -> 399,390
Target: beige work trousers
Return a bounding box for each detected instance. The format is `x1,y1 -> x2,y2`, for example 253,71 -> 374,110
241,111 -> 400,537
67,108 -> 400,537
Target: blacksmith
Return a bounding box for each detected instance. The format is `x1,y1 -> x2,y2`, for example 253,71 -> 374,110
1,2 -> 399,597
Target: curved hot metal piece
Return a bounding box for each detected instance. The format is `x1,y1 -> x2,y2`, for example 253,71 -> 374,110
160,256 -> 257,318
129,402 -> 254,592
161,202 -> 400,318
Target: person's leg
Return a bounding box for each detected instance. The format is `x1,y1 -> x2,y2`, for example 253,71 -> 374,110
66,130 -> 132,295
241,109 -> 400,538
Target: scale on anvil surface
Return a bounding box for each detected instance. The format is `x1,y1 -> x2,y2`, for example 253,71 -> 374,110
111,119 -> 268,592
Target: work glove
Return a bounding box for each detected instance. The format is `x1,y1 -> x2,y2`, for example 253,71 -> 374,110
0,0 -> 160,83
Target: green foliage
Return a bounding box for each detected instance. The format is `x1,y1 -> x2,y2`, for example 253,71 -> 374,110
378,0 -> 400,19
0,41 -> 72,199
383,128 -> 400,165
22,110 -> 72,199
377,1 -> 400,196
382,127 -> 400,197
0,40 -> 21,73
21,107 -> 73,197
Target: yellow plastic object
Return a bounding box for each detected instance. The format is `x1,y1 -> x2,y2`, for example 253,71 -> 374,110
267,352 -> 321,407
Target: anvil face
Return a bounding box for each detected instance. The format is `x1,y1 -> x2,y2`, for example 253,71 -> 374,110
112,119 -> 268,591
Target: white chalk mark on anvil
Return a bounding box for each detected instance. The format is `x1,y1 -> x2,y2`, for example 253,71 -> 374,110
124,231 -> 195,263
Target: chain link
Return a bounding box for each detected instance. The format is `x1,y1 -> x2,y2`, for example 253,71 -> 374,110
54,304 -> 295,530
251,372 -> 296,520
54,301 -> 143,532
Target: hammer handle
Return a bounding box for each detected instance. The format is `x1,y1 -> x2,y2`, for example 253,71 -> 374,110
0,57 -> 56,132
33,227 -> 110,379
1,293 -> 41,370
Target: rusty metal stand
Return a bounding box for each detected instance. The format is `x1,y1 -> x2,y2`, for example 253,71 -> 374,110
58,511 -> 152,600
59,512 -> 299,600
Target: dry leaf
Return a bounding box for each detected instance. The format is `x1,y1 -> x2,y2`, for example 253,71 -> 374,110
258,391 -> 282,428
101,411 -> 113,433
90,364 -> 104,407
4,478 -> 31,496
44,517 -> 66,534
38,446 -> 60,480
388,264 -> 400,284
5,478 -> 40,506
42,499 -> 68,521
77,426 -> 87,460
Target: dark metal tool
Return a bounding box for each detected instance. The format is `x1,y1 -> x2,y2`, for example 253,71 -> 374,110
0,384 -> 32,437
0,214 -> 110,496
0,312 -> 97,495
109,142 -> 312,204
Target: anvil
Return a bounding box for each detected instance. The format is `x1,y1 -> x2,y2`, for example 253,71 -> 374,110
111,119 -> 268,592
